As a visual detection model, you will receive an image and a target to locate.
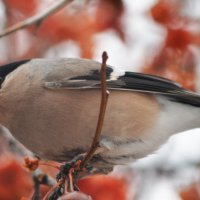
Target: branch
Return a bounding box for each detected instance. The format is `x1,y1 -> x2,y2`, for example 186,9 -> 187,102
81,51 -> 110,168
0,0 -> 74,38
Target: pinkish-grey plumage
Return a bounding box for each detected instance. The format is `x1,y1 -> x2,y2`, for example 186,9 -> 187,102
0,58 -> 199,172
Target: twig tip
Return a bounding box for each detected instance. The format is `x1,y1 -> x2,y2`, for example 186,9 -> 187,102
102,51 -> 108,62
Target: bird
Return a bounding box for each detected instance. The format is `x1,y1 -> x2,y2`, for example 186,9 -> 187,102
0,57 -> 199,172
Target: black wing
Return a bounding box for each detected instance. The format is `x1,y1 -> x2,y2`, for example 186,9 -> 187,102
0,60 -> 30,87
44,66 -> 200,107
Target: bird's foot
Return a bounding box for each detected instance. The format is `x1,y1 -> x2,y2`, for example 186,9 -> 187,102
48,154 -> 93,200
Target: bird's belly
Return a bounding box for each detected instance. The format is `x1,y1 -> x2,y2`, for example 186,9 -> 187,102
100,95 -> 200,166
7,89 -> 160,162
97,133 -> 166,165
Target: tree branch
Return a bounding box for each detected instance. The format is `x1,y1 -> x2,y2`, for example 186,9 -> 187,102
81,51 -> 110,168
0,0 -> 74,38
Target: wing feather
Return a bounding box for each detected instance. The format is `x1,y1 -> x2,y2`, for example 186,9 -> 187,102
44,67 -> 200,106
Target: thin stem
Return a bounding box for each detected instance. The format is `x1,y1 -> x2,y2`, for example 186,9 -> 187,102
81,51 -> 109,168
0,0 -> 74,38
42,181 -> 61,200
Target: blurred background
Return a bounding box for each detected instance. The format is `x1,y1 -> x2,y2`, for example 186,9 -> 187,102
0,0 -> 200,199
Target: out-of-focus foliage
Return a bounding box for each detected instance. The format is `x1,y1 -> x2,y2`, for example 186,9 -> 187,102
180,183 -> 200,200
4,0 -> 38,16
2,0 -> 124,58
0,155 -> 32,200
143,0 -> 200,90
78,175 -> 127,200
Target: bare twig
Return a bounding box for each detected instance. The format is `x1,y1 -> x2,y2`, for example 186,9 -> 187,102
80,51 -> 110,168
42,179 -> 63,200
0,0 -> 74,38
